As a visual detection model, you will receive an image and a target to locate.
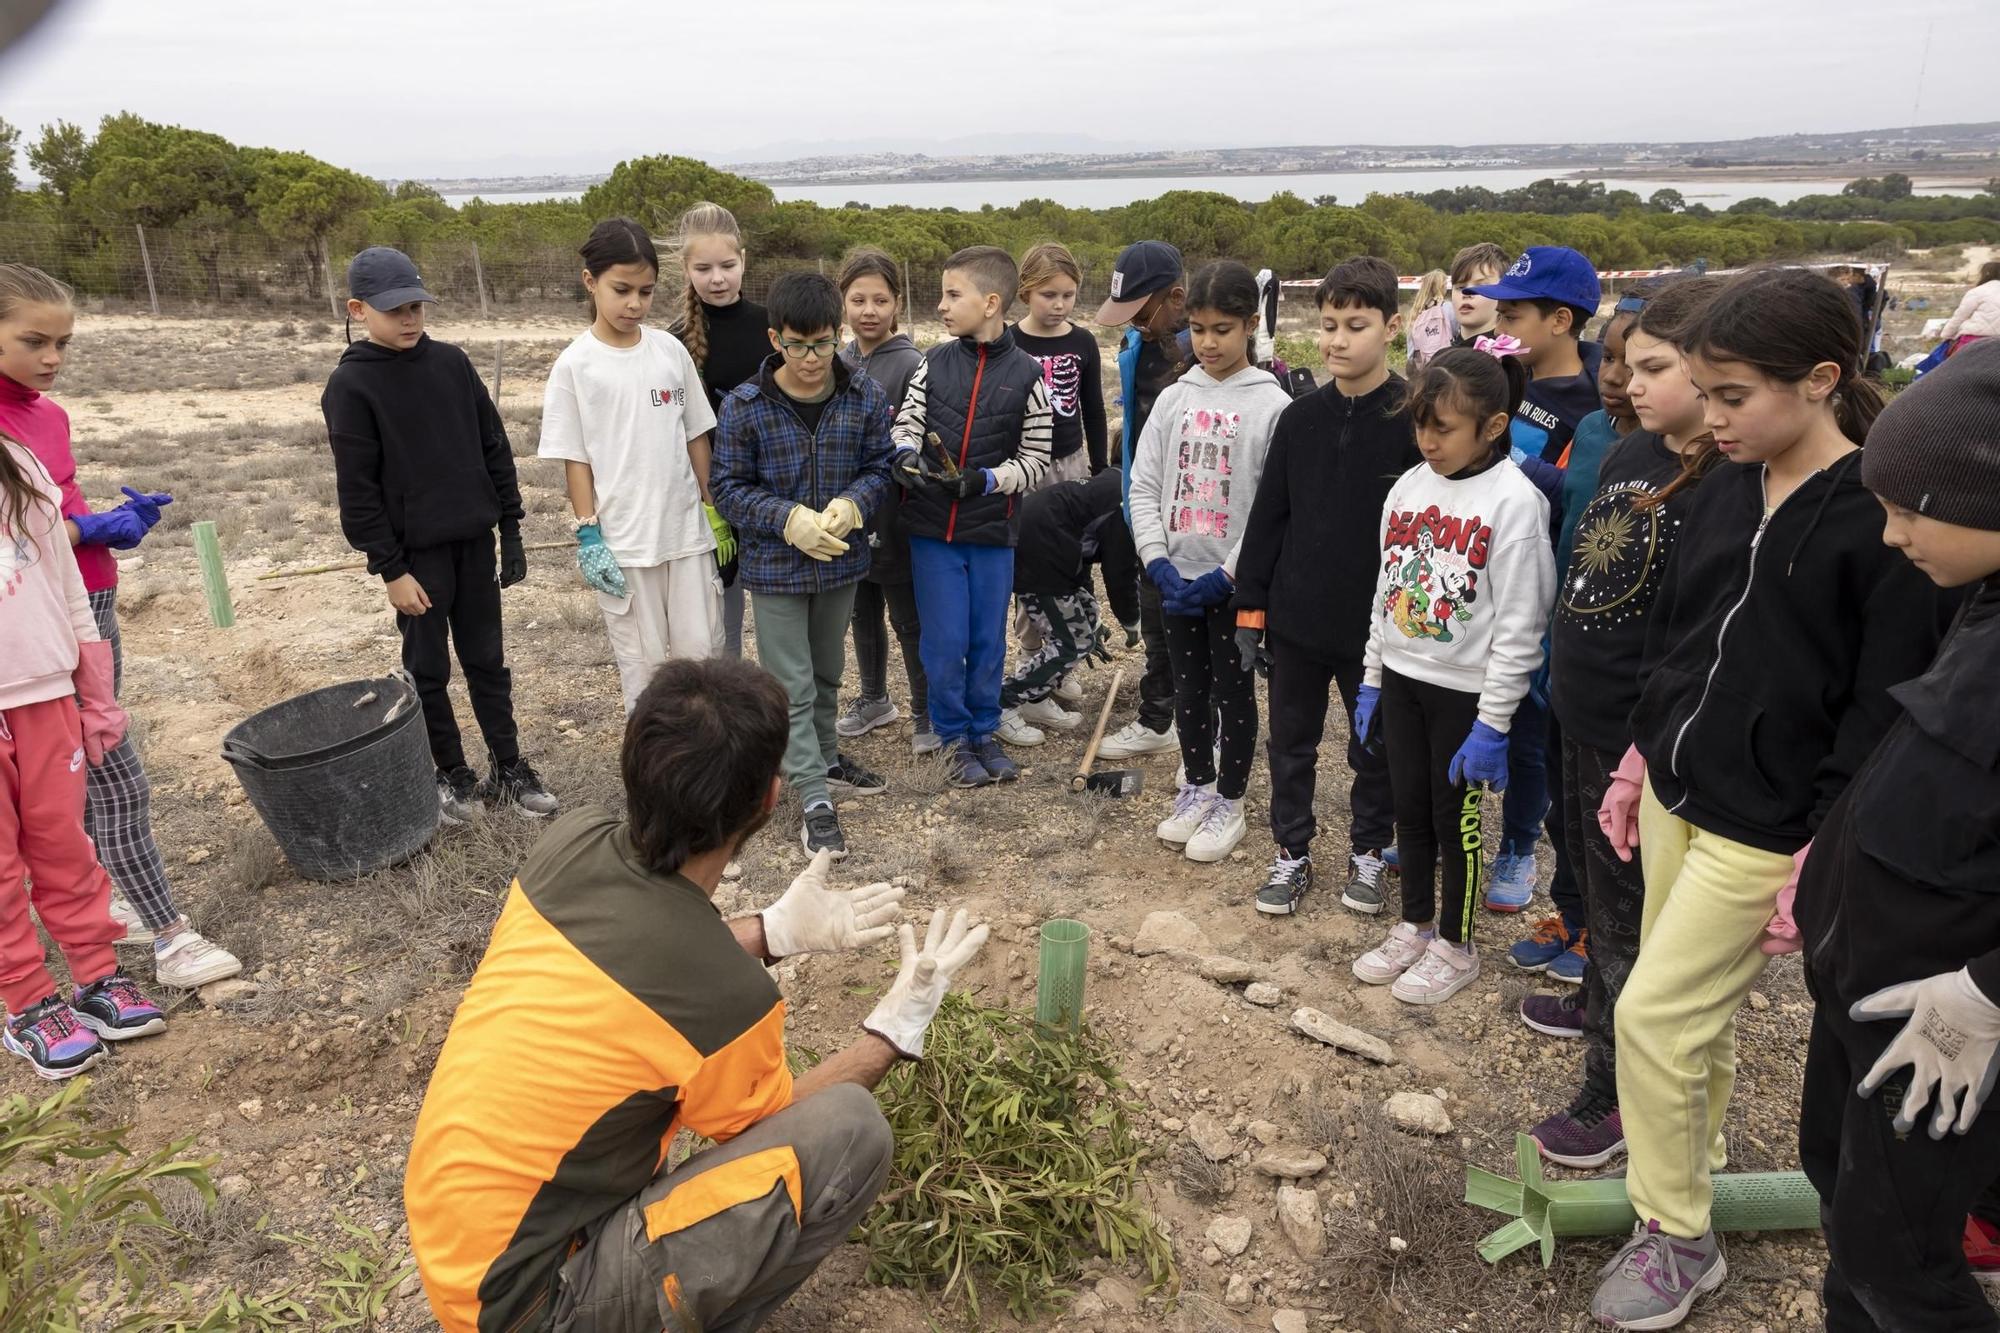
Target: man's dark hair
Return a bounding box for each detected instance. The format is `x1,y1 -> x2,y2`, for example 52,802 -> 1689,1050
765,271 -> 842,337
1522,297 -> 1595,338
1315,256 -> 1399,321
622,658 -> 788,876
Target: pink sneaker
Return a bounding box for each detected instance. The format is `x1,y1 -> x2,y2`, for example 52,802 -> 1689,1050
1391,937 -> 1480,1005
1354,922 -> 1431,984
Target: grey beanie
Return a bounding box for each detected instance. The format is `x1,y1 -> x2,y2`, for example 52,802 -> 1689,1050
1863,337 -> 2000,531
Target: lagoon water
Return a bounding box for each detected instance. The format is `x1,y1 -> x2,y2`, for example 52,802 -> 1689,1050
442,166 -> 1981,211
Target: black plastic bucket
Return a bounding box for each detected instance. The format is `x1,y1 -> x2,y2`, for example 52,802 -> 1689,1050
221,671 -> 439,881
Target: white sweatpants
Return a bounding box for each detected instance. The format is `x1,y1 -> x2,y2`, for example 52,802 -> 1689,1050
598,554 -> 723,712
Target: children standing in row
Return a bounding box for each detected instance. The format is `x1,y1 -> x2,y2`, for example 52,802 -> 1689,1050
1233,257 -> 1417,914
711,272 -> 894,859
890,246 -> 1053,788
1518,275 -> 1725,1170
325,247 -> 556,821
1,433 -> 167,1078
834,249 -> 933,753
1797,338 -> 2000,1330
1353,344 -> 1555,1006
1589,268 -> 1952,1329
1129,261 -> 1291,864
0,264 -> 242,990
670,202 -> 765,658
540,220 -> 723,711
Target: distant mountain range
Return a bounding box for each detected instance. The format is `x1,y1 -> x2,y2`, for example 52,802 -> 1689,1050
406,122 -> 2000,197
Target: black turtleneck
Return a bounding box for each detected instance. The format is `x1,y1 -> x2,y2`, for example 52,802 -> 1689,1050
685,297 -> 770,414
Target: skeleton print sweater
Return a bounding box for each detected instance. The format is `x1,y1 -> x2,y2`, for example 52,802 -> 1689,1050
1362,456 -> 1556,732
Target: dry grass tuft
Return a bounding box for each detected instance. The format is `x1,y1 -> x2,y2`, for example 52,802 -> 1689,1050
1168,1141 -> 1229,1205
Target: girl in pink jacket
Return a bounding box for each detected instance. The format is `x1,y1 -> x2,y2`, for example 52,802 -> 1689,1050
0,435 -> 166,1079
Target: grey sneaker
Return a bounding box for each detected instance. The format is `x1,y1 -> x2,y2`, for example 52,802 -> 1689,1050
1254,851 -> 1312,916
801,805 -> 849,860
438,766 -> 482,825
1590,1221 -> 1725,1329
1340,849 -> 1388,915
484,756 -> 558,817
911,729 -> 943,755
836,696 -> 899,738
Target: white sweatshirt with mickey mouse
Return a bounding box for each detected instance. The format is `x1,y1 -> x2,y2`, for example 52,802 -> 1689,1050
1361,457 -> 1555,732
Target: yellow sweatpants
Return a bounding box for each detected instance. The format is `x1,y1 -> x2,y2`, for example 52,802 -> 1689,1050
1614,781 -> 1796,1238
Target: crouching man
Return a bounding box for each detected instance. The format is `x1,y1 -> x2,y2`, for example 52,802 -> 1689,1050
403,656 -> 988,1332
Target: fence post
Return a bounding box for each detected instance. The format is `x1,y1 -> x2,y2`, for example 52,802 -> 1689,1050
133,225 -> 161,317
470,241 -> 491,319
321,239 -> 340,319
902,260 -> 912,310
817,258 -> 825,276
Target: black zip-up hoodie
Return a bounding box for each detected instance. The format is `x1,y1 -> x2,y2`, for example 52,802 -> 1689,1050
1628,453 -> 1955,854
1232,374 -> 1418,664
1799,580 -> 2000,1005
321,334 -> 522,582
1014,467 -> 1125,595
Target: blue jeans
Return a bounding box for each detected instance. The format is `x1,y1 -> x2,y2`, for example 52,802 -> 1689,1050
908,537 -> 1013,745
1503,687 -> 1552,855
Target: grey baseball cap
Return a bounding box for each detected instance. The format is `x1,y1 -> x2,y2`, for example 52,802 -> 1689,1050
346,246 -> 437,310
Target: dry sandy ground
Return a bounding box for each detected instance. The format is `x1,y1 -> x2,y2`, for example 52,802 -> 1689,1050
20,279 -> 1960,1330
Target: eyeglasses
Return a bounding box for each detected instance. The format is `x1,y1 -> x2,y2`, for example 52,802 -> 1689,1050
778,336 -> 839,360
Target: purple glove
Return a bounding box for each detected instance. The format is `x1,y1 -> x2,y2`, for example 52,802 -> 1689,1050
1447,720 -> 1510,790
119,486 -> 173,529
72,504 -> 152,550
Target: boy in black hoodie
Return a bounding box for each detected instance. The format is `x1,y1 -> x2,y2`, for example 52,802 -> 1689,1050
1797,340 -> 2000,1330
1233,258 -> 1420,917
322,247 -> 553,823
1000,468 -> 1123,729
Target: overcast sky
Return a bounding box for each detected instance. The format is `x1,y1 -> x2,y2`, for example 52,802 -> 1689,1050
2,0 -> 1994,179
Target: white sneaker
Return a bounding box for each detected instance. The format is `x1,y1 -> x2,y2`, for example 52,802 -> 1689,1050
1098,720 -> 1178,760
1017,697 -> 1082,731
1354,921 -> 1431,984
152,922 -> 244,990
996,709 -> 1046,747
1185,796 -> 1246,863
911,730 -> 943,756
109,896 -> 154,944
1155,781 -> 1215,845
1391,937 -> 1481,1006
1053,675 -> 1084,705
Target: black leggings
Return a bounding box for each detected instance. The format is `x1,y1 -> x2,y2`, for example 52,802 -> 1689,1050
1380,668 -> 1483,944
850,579 -> 926,720
1162,603 -> 1256,800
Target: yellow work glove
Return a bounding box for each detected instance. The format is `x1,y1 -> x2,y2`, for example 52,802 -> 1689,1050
820,496 -> 863,539
783,505 -> 849,562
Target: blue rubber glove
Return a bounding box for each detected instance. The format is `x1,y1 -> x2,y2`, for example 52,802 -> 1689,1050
72,504 -> 151,550
575,522 -> 629,597
1181,567 -> 1234,610
1448,720 -> 1511,790
1353,684 -> 1381,746
1146,558 -> 1188,602
119,486 -> 173,528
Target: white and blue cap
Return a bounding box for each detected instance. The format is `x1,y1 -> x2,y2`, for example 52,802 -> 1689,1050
1466,246 -> 1602,313
346,246 -> 437,311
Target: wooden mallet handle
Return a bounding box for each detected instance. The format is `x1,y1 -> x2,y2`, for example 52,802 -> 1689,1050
1072,667 -> 1125,792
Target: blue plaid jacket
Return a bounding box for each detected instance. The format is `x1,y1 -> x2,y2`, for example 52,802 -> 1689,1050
712,355 -> 896,595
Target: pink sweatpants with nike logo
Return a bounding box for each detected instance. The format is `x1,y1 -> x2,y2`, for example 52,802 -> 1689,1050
0,695 -> 121,1014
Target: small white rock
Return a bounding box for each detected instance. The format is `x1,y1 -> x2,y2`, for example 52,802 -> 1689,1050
1383,1091 -> 1453,1136
1244,981 -> 1283,1007
1273,1311 -> 1310,1333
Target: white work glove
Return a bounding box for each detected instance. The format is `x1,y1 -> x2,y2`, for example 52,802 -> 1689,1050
783,505 -> 849,561
759,849 -> 905,958
1854,967 -> 2000,1137
863,907 -> 990,1059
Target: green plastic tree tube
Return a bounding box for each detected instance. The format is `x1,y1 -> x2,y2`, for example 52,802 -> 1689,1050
1035,919 -> 1089,1034
1466,1134 -> 1821,1266
193,519 -> 235,628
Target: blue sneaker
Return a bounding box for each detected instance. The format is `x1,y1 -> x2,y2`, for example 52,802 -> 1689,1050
1484,851 -> 1537,913
1546,931 -> 1589,985
1381,845 -> 1400,876
1508,916 -> 1575,972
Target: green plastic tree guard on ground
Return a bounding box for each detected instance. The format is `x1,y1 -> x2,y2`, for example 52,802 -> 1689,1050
1035,918 -> 1089,1034
1465,1134 -> 1822,1266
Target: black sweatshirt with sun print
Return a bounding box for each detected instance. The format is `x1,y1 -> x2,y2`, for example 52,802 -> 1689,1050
1548,430 -> 1688,753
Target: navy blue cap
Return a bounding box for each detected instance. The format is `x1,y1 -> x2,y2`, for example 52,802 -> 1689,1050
1466,246 -> 1602,313
1095,240 -> 1184,324
346,246 -> 437,311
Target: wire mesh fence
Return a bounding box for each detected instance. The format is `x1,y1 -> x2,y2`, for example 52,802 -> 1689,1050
3,221 -> 1142,320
